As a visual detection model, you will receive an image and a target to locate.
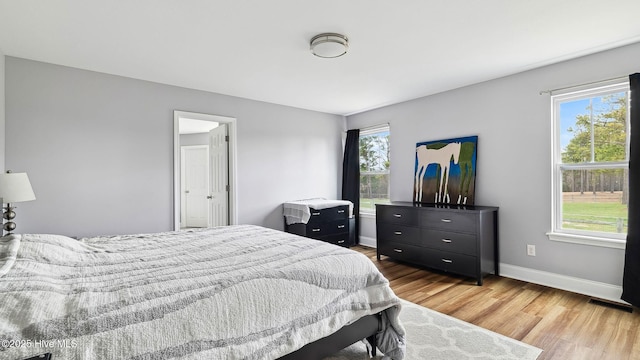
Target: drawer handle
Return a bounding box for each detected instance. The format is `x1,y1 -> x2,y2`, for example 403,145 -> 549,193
441,219 -> 452,223
393,248 -> 403,253
441,258 -> 453,263
394,231 -> 402,235
441,239 -> 452,243
311,212 -> 320,216
312,228 -> 321,232
337,240 -> 345,244
337,210 -> 345,213
337,225 -> 346,229
393,214 -> 402,218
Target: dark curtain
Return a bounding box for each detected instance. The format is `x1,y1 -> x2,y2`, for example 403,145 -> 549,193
622,73 -> 640,306
342,129 -> 360,243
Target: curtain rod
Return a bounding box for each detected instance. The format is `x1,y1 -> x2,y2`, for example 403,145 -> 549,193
345,123 -> 390,133
539,75 -> 628,95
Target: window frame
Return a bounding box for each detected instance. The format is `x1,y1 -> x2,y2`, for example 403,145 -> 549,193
358,124 -> 390,216
548,81 -> 630,249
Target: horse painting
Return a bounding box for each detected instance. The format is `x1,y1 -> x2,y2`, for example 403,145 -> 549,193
413,136 -> 478,205
414,142 -> 461,203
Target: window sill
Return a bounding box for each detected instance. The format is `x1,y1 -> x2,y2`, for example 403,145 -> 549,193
546,232 -> 626,249
359,212 -> 376,219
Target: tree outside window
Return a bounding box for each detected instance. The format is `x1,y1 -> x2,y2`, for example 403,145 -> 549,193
359,127 -> 390,213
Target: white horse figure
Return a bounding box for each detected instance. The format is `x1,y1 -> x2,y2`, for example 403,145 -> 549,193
414,142 -> 461,203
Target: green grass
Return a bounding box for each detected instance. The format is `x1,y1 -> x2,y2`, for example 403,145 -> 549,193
360,198 -> 390,211
563,202 -> 628,233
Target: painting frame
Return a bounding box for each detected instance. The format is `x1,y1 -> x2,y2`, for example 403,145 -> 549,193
413,135 -> 478,205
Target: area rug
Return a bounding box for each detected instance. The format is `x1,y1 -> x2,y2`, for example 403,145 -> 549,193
324,299 -> 542,360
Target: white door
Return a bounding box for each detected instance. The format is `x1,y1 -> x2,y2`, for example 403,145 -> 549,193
209,124 -> 229,226
182,146 -> 210,228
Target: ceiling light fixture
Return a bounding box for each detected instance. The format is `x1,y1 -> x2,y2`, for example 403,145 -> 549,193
310,33 -> 349,58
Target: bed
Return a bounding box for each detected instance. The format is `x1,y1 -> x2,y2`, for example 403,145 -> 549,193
0,225 -> 405,359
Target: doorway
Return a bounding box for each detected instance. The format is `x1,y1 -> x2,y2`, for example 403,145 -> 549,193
173,111 -> 237,230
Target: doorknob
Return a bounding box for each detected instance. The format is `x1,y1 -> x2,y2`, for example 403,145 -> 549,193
207,195 -> 213,199
185,190 -> 190,194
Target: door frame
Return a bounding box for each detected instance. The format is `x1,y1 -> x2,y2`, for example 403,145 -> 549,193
173,110 -> 238,230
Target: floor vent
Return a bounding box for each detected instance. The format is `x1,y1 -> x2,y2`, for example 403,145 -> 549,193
589,298 -> 633,313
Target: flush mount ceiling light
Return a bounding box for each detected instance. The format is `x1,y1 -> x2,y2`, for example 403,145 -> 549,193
310,33 -> 349,58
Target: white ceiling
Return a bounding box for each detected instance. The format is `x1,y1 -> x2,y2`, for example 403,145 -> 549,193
179,118 -> 219,135
1,1 -> 640,116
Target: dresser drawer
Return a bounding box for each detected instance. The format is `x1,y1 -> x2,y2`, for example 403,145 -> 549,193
378,242 -> 423,264
318,233 -> 353,247
307,205 -> 349,225
306,218 -> 349,237
376,205 -> 419,225
421,210 -> 477,233
377,225 -> 421,246
423,249 -> 477,278
422,229 -> 477,256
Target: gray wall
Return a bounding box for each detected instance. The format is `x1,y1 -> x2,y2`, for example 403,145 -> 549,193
347,41 -> 640,287
5,57 -> 344,237
0,49 -> 4,172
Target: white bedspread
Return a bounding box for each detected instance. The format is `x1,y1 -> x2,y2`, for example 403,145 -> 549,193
0,225 -> 404,359
283,199 -> 354,225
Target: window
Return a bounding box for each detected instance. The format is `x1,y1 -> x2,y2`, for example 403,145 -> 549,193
359,125 -> 390,214
549,82 -> 630,247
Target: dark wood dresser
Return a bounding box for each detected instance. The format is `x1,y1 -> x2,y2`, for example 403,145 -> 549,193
285,204 -> 355,247
376,201 -> 498,285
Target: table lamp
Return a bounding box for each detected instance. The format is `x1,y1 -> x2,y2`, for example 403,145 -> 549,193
0,171 -> 36,235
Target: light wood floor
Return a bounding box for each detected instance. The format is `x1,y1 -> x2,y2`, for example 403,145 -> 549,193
352,245 -> 640,360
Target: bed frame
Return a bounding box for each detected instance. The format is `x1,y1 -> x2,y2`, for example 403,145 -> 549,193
27,315 -> 380,360
279,313 -> 380,360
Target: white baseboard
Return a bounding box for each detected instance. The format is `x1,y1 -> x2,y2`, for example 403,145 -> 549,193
357,237 -> 626,305
500,263 -> 627,305
358,236 -> 377,248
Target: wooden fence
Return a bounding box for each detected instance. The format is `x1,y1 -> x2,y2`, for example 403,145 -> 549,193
562,191 -> 624,203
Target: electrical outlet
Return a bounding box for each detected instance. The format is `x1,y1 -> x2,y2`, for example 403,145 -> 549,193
527,244 -> 536,256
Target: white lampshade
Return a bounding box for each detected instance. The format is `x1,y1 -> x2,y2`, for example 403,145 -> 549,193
0,172 -> 36,204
